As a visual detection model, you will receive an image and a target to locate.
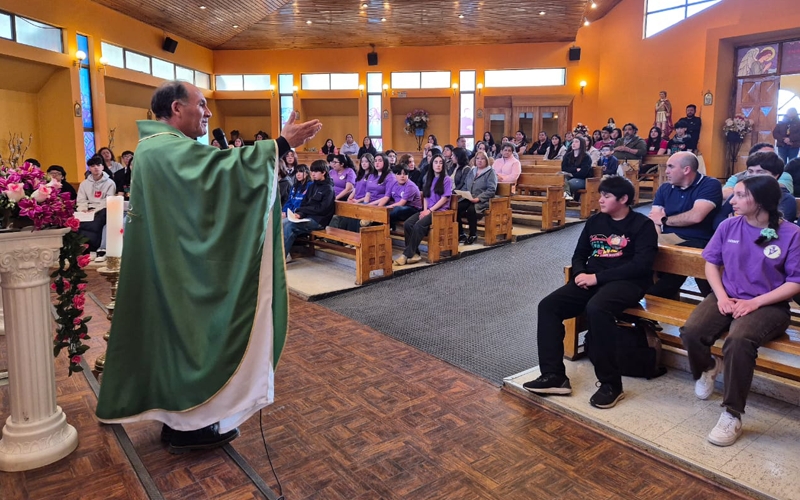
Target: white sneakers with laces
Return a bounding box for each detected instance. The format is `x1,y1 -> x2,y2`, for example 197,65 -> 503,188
708,411 -> 742,446
695,355 -> 722,400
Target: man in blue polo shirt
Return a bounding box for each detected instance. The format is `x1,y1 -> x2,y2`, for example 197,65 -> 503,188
648,152 -> 722,298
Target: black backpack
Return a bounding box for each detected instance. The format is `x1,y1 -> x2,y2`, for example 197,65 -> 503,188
614,317 -> 667,379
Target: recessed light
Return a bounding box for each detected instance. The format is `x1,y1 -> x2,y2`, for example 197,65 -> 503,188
539,11 -> 545,15
380,17 -> 386,21
583,18 -> 590,26
458,14 -> 464,19
306,20 -> 312,24
591,2 -> 597,8
361,2 -> 368,7
199,5 -> 206,9
233,24 -> 239,28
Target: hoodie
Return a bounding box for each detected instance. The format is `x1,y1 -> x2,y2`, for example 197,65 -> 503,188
77,172 -> 117,212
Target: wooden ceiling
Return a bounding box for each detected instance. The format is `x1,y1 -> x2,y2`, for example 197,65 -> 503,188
90,0 -> 622,51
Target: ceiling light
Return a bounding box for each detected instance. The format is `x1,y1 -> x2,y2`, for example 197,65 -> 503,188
584,18 -> 590,26
591,2 -> 597,8
306,20 -> 312,24
233,24 -> 239,28
362,2 -> 368,7
539,11 -> 545,15
458,14 -> 464,19
381,17 -> 386,21
199,5 -> 206,9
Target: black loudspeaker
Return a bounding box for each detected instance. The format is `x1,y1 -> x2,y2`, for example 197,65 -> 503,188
569,47 -> 581,61
367,52 -> 378,66
163,37 -> 178,53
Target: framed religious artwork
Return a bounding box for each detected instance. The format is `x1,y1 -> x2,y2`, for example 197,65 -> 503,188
736,44 -> 779,77
780,40 -> 800,75
703,91 -> 713,106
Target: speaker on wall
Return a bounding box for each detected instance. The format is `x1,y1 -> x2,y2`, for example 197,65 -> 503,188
367,52 -> 378,66
163,37 -> 178,53
569,47 -> 581,61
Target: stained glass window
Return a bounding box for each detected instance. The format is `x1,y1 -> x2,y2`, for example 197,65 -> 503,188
79,67 -> 94,129
83,132 -> 96,162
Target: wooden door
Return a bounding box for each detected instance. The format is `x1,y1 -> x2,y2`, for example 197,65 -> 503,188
484,107 -> 512,142
512,106 -> 537,143
538,106 -> 569,139
734,77 -> 780,170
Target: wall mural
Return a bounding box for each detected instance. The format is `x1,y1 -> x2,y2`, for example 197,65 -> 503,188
737,44 -> 779,77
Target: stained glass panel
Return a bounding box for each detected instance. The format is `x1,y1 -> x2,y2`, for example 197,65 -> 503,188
368,95 -> 381,137
79,67 -> 94,129
83,132 -> 96,162
77,34 -> 89,64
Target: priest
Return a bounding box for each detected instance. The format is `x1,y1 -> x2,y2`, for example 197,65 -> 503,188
96,80 -> 322,454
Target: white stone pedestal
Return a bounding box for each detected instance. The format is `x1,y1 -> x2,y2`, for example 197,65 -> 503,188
0,228 -> 77,471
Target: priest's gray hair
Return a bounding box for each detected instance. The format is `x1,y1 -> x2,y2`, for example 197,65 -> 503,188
151,81 -> 189,120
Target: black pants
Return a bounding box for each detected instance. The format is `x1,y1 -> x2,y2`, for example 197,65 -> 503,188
78,208 -> 107,252
402,211 -> 433,258
457,199 -> 482,237
647,238 -> 711,299
537,279 -> 645,389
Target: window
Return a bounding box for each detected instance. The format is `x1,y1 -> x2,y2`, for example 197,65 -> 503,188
0,12 -> 11,40
367,72 -> 382,151
459,71 -> 476,146
778,89 -> 800,123
243,74 -> 271,91
99,40 -> 208,87
15,15 -> 62,53
151,58 -> 175,80
195,71 -> 210,90
124,50 -> 150,74
390,71 -> 451,89
216,75 -> 244,91
77,34 -> 95,162
175,65 -> 194,82
484,69 -> 566,88
300,73 -> 359,90
279,74 -> 294,130
645,0 -> 721,38
101,42 -> 124,68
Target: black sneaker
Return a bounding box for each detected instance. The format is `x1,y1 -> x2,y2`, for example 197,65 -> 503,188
167,422 -> 239,454
160,424 -> 173,443
522,373 -> 572,395
589,382 -> 625,409
458,233 -> 468,243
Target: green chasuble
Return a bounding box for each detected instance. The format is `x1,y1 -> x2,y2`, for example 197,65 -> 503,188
96,121 -> 288,432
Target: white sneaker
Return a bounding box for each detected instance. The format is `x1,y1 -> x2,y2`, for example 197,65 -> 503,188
563,192 -> 573,200
95,253 -> 107,263
707,411 -> 742,447
285,254 -> 292,263
695,356 -> 722,400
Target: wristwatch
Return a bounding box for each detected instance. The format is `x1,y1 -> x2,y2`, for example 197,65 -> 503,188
661,216 -> 668,228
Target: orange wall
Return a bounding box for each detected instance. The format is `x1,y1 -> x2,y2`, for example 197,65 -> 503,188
0,89 -> 40,163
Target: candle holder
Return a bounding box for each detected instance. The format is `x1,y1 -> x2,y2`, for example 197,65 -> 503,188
94,256 -> 120,374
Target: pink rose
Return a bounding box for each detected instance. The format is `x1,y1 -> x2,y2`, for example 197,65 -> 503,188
79,333 -> 87,339
72,293 -> 85,310
47,179 -> 62,189
3,183 -> 25,202
50,282 -> 57,291
32,186 -> 52,203
73,317 -> 82,325
71,355 -> 81,364
62,279 -> 70,290
77,254 -> 91,268
77,283 -> 87,291
66,217 -> 80,232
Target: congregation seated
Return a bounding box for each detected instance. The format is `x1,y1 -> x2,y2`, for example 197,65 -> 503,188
357,136 -> 377,159
597,145 -> 619,176
681,175 -> 800,446
645,126 -> 668,156
46,165 -> 77,200
113,150 -> 133,199
394,152 -> 452,266
493,143 -> 521,185
365,153 -> 395,207
321,138 -> 336,155
340,133 -> 359,156
594,128 -> 615,151
613,123 -> 647,162
479,131 -> 497,157
254,130 -> 269,141
714,152 -> 796,228
469,141 -> 494,167
682,104 -> 702,144
98,146 -> 124,175
457,150 -> 497,245
284,150 -> 299,183
528,131 -> 549,155
450,148 -> 472,193
722,143 -> 793,198
398,153 -> 423,189
77,154 -> 117,253
277,161 -> 290,207
282,164 -> 310,216
495,136 -> 520,159
561,137 -> 593,200
543,134 -> 566,160
524,176 -> 657,408
385,149 -> 397,167
328,154 -> 355,201
784,157 -> 800,195
422,134 -> 439,155
232,137 -> 245,148
386,164 -> 421,230
511,131 -> 528,155
282,160 -> 335,259
442,145 -> 455,173
666,120 -> 697,154
647,152 -> 722,299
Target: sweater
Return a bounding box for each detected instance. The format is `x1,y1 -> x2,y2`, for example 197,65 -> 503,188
76,172 -> 117,212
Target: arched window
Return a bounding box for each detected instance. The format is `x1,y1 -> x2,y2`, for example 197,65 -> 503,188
645,0 -> 722,38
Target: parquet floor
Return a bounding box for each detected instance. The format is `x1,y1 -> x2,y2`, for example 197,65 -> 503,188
0,269 -> 746,499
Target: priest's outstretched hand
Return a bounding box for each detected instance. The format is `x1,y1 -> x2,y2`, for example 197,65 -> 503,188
280,111 -> 323,148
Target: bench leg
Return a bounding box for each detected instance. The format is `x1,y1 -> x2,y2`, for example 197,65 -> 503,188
356,226 -> 393,285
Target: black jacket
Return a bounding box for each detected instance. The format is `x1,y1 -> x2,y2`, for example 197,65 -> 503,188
357,145 -> 377,159
296,179 -> 335,226
113,167 -> 131,198
561,153 -> 594,179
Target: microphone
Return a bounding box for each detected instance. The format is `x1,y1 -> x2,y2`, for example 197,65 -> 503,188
212,128 -> 229,149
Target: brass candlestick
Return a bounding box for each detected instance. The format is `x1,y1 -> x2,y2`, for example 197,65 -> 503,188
94,256 -> 120,373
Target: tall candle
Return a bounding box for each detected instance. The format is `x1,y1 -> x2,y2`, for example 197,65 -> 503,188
106,196 -> 124,258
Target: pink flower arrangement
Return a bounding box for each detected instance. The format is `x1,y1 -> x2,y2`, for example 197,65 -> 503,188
0,161 -> 76,230
77,254 -> 91,268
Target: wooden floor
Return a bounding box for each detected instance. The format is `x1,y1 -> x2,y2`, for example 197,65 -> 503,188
0,270 -> 746,499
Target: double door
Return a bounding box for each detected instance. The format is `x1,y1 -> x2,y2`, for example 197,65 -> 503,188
484,96 -> 571,144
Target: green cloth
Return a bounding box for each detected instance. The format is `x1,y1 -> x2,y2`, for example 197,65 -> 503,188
96,121 -> 287,419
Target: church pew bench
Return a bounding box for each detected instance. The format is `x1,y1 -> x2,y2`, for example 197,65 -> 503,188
512,173 -> 567,230
562,245 -> 800,383
305,202 -> 393,285
479,197 -> 513,245
391,197 -> 460,263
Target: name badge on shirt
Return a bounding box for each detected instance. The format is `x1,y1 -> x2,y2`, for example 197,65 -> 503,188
339,174 -> 346,180
764,245 -> 781,259
94,190 -> 102,198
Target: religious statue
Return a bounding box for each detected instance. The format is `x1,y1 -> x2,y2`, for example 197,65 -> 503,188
654,91 -> 673,138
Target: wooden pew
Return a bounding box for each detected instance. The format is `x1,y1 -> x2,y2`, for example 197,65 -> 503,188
427,197 -> 460,262
562,245 -> 800,382
513,173 -> 566,230
640,155 -> 670,196
306,202 -> 393,285
481,197 -> 513,245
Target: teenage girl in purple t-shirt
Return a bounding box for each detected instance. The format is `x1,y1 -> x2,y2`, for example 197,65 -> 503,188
680,175 -> 800,447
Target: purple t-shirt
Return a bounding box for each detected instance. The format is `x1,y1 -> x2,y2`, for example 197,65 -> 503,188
390,181 -> 422,209
353,177 -> 368,200
366,172 -> 396,201
702,216 -> 800,300
332,168 -> 356,197
426,175 -> 453,212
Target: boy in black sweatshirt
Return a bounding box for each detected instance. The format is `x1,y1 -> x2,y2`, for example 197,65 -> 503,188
282,160 -> 335,258
524,176 -> 658,409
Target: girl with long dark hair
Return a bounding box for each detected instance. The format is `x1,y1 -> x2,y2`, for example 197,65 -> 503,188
348,154 -> 376,203
646,126 -> 668,156
680,175 -> 800,447
395,153 -> 452,265
544,135 -> 566,160
561,137 -> 593,200
366,153 -> 396,206
282,164 -> 310,216
482,131 -> 496,156
321,138 -> 335,155
358,136 -> 377,159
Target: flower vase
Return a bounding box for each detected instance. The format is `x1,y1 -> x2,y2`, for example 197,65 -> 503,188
414,127 -> 425,137
0,227 -> 78,471
726,131 -> 744,144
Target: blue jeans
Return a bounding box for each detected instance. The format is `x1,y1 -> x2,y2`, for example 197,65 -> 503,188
282,218 -> 322,255
777,146 -> 799,165
389,205 -> 420,230
567,178 -> 586,198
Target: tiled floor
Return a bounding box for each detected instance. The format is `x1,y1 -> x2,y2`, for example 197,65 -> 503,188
505,360 -> 800,500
